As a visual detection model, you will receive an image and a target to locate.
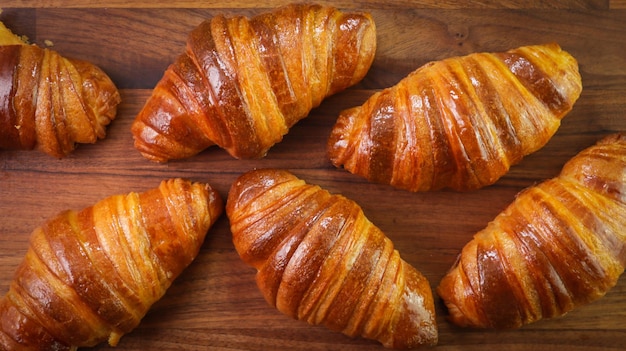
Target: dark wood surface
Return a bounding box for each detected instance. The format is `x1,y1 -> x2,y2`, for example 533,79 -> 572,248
1,1 -> 625,350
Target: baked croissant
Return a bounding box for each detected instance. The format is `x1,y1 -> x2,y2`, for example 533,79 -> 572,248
0,178 -> 223,350
437,133 -> 626,329
131,3 -> 376,162
227,169 -> 437,348
0,21 -> 121,158
328,43 -> 582,191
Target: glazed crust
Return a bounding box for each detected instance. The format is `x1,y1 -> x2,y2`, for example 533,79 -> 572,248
227,169 -> 437,348
131,3 -> 376,162
437,134 -> 626,329
328,43 -> 582,191
0,179 -> 223,349
0,21 -> 120,158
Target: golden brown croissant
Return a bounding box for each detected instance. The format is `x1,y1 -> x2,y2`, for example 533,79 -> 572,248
0,21 -> 121,158
437,133 -> 626,329
227,169 -> 437,348
328,43 -> 582,191
0,178 -> 223,350
131,3 -> 376,162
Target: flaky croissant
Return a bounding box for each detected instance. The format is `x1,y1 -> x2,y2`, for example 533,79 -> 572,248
328,43 -> 582,191
0,178 -> 223,350
227,169 -> 437,349
131,3 -> 376,162
437,133 -> 626,329
0,21 -> 121,158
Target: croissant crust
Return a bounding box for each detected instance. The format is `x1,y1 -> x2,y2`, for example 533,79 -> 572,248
131,3 -> 376,162
328,43 -> 582,191
437,133 -> 626,329
227,169 -> 437,348
0,21 -> 120,158
0,178 -> 223,349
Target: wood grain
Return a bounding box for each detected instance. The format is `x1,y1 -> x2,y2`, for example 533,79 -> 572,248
0,0 -> 611,9
1,1 -> 626,350
612,0 -> 626,9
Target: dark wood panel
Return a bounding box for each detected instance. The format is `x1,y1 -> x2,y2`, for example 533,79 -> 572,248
0,0 -> 612,10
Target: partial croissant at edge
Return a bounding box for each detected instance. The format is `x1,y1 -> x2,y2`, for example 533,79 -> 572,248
227,169 -> 437,349
328,43 -> 582,192
437,133 -> 626,329
0,178 -> 223,350
0,20 -> 121,158
131,3 -> 377,162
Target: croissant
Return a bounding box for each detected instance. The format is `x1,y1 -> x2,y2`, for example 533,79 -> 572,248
437,133 -> 626,329
0,21 -> 121,158
0,178 -> 223,350
131,3 -> 376,162
328,43 -> 582,192
227,169 -> 437,348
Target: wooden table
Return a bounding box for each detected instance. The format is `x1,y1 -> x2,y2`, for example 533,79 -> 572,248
1,1 -> 625,350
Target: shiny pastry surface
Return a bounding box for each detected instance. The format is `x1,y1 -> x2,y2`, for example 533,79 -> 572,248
438,134 -> 626,329
227,168 -> 437,349
328,43 -> 582,192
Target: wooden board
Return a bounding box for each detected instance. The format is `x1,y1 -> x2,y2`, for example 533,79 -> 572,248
1,1 -> 625,350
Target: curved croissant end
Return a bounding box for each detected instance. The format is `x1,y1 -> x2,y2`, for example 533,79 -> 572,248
0,179 -> 223,349
437,134 -> 626,329
227,169 -> 437,348
328,43 -> 582,192
132,3 -> 376,162
0,21 -> 121,158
